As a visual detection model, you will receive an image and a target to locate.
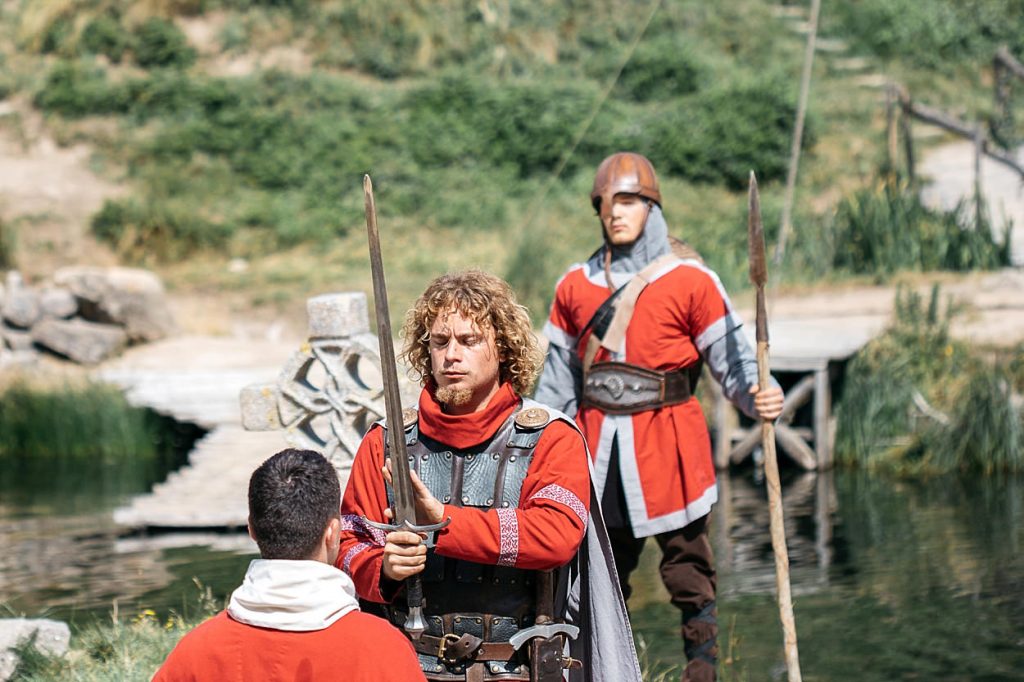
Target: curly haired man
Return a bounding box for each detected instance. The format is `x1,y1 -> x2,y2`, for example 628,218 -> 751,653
337,269 -> 641,682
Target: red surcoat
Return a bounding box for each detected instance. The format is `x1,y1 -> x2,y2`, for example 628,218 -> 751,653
336,382 -> 590,601
545,258 -> 741,537
152,610 -> 423,681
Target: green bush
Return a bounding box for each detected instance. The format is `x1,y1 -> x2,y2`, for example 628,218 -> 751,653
611,35 -> 707,102
643,75 -> 814,189
80,14 -> 134,63
91,198 -> 233,262
33,61 -> 131,117
134,17 -> 197,69
825,0 -> 1024,70
830,179 -> 1010,275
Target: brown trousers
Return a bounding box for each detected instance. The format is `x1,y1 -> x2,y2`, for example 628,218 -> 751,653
603,444 -> 718,682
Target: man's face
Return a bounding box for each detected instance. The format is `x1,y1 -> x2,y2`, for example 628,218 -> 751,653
601,193 -> 648,246
428,308 -> 501,414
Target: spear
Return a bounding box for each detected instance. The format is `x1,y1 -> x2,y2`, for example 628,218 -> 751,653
748,171 -> 803,682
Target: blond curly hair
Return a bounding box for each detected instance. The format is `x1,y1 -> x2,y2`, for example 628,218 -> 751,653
401,270 -> 543,396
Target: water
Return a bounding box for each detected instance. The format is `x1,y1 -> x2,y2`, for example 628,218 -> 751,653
632,469 -> 1024,681
2,451 -> 1022,680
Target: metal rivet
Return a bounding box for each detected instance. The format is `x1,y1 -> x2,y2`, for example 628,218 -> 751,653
435,664 -> 443,672
506,441 -> 514,446
474,617 -> 482,624
410,439 -> 418,445
492,578 -> 500,584
455,616 -> 462,623
492,618 -> 500,625
510,456 -> 517,462
407,455 -> 414,462
421,454 -> 429,461
492,453 -> 500,460
466,454 -> 474,462
443,495 -> 451,503
445,452 -> 452,459
502,502 -> 510,508
486,498 -> 493,505
462,495 -> 470,504
510,579 -> 517,584
476,576 -> 483,582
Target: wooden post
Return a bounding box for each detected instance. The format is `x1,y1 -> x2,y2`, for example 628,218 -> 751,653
974,126 -> 984,230
886,85 -> 898,178
773,0 -> 822,266
713,378 -> 734,469
813,364 -> 831,469
899,91 -> 916,183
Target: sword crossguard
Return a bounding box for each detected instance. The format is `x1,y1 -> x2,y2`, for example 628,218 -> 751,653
361,516 -> 451,547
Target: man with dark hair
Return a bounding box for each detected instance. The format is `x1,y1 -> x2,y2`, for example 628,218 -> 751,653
154,448 -> 424,681
338,269 -> 641,681
534,152 -> 785,682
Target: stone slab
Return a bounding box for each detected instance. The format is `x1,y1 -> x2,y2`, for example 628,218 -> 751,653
0,619 -> 70,681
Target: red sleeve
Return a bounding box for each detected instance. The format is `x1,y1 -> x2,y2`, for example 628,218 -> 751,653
432,420 -> 590,570
336,426 -> 392,603
545,271 -> 581,345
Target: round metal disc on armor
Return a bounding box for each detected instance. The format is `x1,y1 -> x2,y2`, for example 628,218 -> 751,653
514,407 -> 550,429
402,407 -> 418,430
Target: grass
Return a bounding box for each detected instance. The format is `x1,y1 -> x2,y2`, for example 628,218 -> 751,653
10,583 -> 221,682
833,285 -> 1024,474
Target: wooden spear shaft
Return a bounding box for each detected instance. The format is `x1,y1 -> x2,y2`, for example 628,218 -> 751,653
748,171 -> 803,682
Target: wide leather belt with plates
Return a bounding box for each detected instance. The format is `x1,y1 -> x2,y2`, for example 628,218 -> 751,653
415,633 -> 517,665
582,361 -> 693,414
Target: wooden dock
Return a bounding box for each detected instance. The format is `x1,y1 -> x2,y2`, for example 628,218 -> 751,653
97,336 -> 297,530
714,307 -> 888,470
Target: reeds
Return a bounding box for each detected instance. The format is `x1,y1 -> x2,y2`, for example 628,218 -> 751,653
834,286 -> 1024,474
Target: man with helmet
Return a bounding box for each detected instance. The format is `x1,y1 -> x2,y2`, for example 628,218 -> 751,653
534,152 -> 785,682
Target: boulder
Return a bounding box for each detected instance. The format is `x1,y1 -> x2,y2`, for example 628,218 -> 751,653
0,618 -> 70,681
53,266 -> 177,342
1,324 -> 34,352
38,287 -> 78,319
1,288 -> 40,329
32,318 -> 128,364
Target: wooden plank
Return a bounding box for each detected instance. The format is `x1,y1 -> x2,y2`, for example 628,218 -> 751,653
776,424 -> 818,470
814,367 -> 832,469
728,375 -> 815,465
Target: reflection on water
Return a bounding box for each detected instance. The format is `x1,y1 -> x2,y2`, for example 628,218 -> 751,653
3,456 -> 1023,680
631,470 -> 1024,681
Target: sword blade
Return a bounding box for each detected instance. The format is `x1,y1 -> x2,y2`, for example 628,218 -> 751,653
363,174 -> 416,526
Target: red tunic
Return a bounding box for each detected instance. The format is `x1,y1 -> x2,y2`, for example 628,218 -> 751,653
545,258 -> 741,536
152,610 -> 424,681
336,382 -> 590,602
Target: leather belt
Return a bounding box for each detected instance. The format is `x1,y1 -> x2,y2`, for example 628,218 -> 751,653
414,632 -> 518,665
581,361 -> 694,415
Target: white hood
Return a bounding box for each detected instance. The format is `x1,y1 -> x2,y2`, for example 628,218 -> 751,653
227,559 -> 360,632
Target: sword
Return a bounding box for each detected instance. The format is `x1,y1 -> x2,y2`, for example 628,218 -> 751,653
748,171 -> 803,682
361,174 -> 449,641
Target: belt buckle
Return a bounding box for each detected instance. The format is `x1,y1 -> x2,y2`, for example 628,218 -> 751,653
437,633 -> 462,663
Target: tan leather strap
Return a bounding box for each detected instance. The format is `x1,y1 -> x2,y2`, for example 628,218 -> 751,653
582,253 -> 676,376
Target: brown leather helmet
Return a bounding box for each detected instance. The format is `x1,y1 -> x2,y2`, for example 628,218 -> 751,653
590,152 -> 662,220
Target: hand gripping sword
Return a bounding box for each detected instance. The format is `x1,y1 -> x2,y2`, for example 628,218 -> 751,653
360,174 -> 450,641
748,171 -> 803,682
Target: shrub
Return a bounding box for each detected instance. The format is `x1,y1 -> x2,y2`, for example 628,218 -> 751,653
611,34 -> 707,102
830,179 -> 1010,275
80,14 -> 134,63
134,17 -> 197,69
33,61 -> 131,117
642,75 -> 814,189
91,198 -> 233,262
825,0 -> 1024,70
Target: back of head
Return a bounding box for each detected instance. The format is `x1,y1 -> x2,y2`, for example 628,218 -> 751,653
591,152 -> 662,220
401,269 -> 543,396
248,448 -> 340,560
